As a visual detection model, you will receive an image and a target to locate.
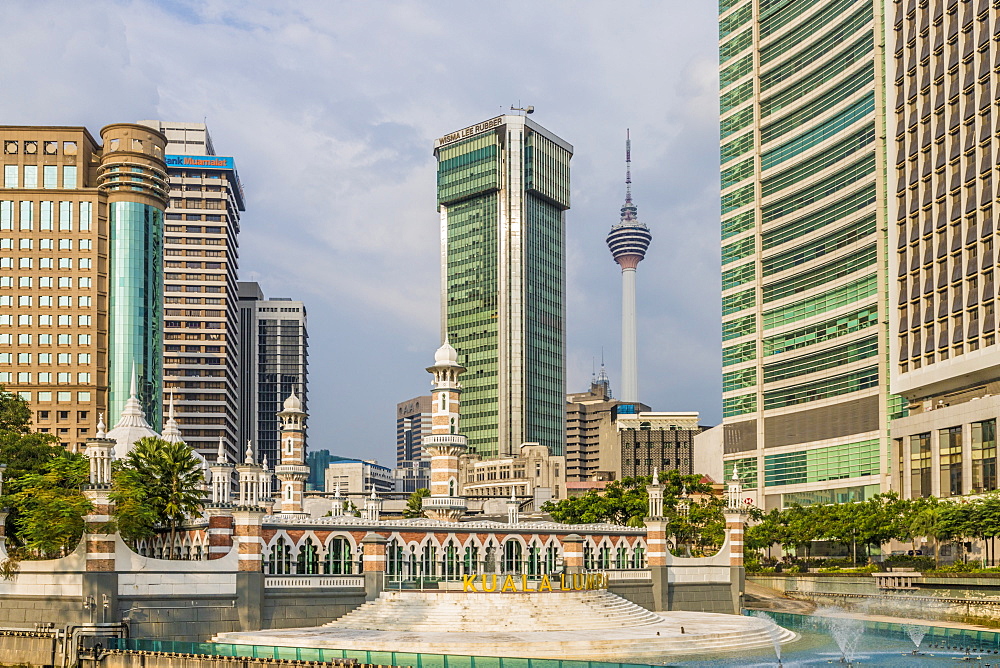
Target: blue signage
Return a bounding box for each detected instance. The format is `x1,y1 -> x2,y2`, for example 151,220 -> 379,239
165,154 -> 235,170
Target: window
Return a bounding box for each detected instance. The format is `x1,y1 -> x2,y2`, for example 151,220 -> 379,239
41,201 -> 53,230
79,239 -> 91,251
57,258 -> 71,269
19,201 -> 33,229
57,315 -> 70,326
39,277 -> 52,287
23,165 -> 37,189
38,334 -> 51,344
18,258 -> 31,269
39,353 -> 51,364
78,277 -> 91,288
3,166 -> 16,188
57,353 -> 71,364
57,277 -> 71,288
78,258 -> 91,269
42,165 -> 57,189
17,334 -> 29,345
17,315 -> 30,326
58,201 -> 72,230
79,202 -> 91,231
57,392 -> 71,402
58,239 -> 71,250
38,315 -> 52,326
77,373 -> 90,383
38,373 -> 51,383
77,296 -> 91,307
77,315 -> 91,326
77,334 -> 90,345
57,296 -> 71,307
57,334 -> 71,345
39,296 -> 51,307
17,372 -> 31,383
972,420 -> 997,494
62,166 -> 77,189
57,373 -> 70,383
17,295 -> 30,307
0,353 -> 10,363
78,392 -> 90,402
77,353 -> 90,364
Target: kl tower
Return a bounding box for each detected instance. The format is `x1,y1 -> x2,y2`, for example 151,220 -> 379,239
606,131 -> 652,403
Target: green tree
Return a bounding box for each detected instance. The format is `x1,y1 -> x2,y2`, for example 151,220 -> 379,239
403,488 -> 430,518
111,438 -> 204,556
0,386 -> 71,550
7,455 -> 91,559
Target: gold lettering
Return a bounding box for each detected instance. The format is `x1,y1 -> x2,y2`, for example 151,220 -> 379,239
560,574 -> 570,591
538,575 -> 552,592
521,574 -> 531,592
482,574 -> 498,592
573,573 -> 584,591
585,574 -> 595,589
462,574 -> 477,593
501,575 -> 517,592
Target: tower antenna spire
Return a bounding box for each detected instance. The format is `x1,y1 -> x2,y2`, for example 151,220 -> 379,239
625,129 -> 632,205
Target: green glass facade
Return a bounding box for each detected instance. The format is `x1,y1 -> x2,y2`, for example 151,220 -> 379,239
108,200 -> 164,429
436,117 -> 571,459
719,0 -> 892,507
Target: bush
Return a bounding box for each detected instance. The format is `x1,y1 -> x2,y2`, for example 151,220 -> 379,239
883,554 -> 934,571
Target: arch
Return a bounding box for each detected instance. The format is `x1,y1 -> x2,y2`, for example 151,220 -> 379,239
325,535 -> 354,575
525,537 -> 544,576
442,538 -> 461,580
583,538 -> 597,570
501,538 -> 523,573
386,537 -> 405,578
296,537 -> 320,574
266,535 -> 293,575
631,540 -> 647,569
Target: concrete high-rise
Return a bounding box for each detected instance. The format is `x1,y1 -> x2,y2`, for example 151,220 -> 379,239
138,121 -> 245,462
718,0 -> 894,508
434,114 -> 572,459
0,124 -> 167,449
606,133 -> 652,404
237,281 -> 308,472
396,395 -> 432,466
887,1 -> 1000,499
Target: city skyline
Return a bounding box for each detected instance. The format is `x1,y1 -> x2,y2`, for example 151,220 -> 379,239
0,1 -> 722,465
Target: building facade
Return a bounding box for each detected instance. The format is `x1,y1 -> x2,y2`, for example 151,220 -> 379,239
396,394 -> 432,466
718,0 -> 895,509
0,124 -> 167,448
887,0 -> 1000,499
237,281 -> 308,473
565,373 -> 631,482
460,443 -> 566,507
324,458 -> 394,495
434,114 -> 572,459
139,121 -> 245,461
616,412 -> 701,480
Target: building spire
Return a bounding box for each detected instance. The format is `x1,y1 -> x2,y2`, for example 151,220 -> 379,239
620,129 -> 638,223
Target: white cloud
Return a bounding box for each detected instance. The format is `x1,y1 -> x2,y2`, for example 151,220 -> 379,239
1,0 -> 721,463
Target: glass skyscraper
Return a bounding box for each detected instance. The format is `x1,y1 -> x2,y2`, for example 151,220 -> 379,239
434,114 -> 572,459
719,0 -> 895,509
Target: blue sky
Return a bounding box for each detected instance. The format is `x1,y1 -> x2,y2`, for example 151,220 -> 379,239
0,0 -> 721,465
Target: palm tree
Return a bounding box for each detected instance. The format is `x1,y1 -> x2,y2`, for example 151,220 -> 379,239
114,437 -> 204,557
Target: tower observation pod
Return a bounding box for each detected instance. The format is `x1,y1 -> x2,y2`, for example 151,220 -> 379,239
606,131 -> 652,404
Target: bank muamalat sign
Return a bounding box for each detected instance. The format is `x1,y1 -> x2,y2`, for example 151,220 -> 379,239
462,572 -> 608,593
437,116 -> 504,147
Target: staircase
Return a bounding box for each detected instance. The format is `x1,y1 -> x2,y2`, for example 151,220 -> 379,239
328,589 -> 659,632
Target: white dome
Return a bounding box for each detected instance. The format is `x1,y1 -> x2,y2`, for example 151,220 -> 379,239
283,391 -> 302,412
435,341 -> 459,364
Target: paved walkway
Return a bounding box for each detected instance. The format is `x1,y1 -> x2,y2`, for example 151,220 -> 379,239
745,581 -> 1000,632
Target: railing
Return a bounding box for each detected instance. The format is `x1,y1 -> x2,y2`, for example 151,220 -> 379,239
607,569 -> 652,581
264,576 -> 364,589
106,637 -> 672,668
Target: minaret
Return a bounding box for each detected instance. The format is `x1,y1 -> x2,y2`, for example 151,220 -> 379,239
421,339 -> 468,522
606,131 -> 652,403
275,391 -> 309,515
161,393 -> 183,444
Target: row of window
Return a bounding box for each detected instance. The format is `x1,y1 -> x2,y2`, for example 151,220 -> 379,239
0,200 -> 93,231
0,314 -> 91,326
3,140 -> 77,156
0,238 -> 91,250
2,333 -> 91,345
0,258 -> 92,269
3,165 -> 78,190
1,353 -> 89,363
9,390 -> 91,403
0,372 -> 92,383
0,276 -> 90,289
0,295 -> 91,307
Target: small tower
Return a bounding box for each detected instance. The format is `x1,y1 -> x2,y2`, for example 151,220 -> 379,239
210,437 -> 234,505
161,394 -> 183,444
506,487 -> 520,525
275,391 -> 309,515
646,467 -> 665,519
421,339 -> 468,522
236,441 -> 262,507
364,489 -> 383,522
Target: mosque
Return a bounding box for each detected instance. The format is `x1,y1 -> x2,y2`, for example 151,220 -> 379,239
0,342 -> 794,661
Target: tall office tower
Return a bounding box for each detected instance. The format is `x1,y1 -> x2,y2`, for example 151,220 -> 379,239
434,114 -> 572,459
138,121 -> 244,462
565,368 -> 629,482
236,281 -> 308,471
718,0 -> 894,509
887,1 -> 1000,499
606,133 -> 652,404
0,124 -> 167,449
396,395 -> 432,466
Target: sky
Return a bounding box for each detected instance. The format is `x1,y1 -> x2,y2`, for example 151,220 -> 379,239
0,0 -> 722,466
